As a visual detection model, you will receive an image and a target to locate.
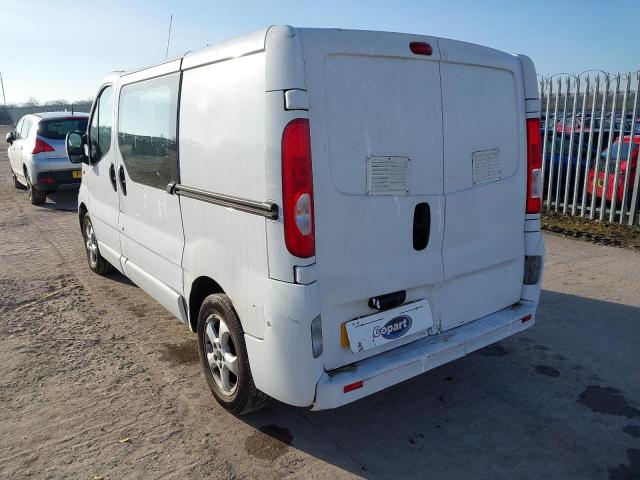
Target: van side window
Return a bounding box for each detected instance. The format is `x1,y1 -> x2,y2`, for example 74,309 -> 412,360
117,73 -> 179,190
89,86 -> 114,163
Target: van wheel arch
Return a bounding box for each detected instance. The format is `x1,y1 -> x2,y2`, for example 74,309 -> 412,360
189,276 -> 225,332
78,203 -> 87,231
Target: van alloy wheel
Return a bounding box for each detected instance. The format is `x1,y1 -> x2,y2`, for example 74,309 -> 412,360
196,294 -> 269,414
84,221 -> 99,268
81,215 -> 113,276
203,313 -> 238,396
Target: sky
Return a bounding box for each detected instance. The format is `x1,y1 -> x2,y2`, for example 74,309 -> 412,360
1,0 -> 638,104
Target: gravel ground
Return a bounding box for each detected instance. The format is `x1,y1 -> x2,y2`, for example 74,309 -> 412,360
1,125 -> 639,479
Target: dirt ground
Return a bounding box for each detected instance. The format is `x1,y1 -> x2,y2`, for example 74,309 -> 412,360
1,124 -> 639,479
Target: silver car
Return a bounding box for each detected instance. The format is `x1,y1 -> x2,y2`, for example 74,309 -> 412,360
6,111 -> 88,204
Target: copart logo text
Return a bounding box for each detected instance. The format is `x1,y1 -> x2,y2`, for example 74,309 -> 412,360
373,315 -> 412,340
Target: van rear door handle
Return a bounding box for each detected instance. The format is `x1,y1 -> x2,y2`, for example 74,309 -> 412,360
118,165 -> 127,195
413,202 -> 430,251
109,164 -> 117,191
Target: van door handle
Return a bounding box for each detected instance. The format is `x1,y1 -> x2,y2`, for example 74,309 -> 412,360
109,164 -> 117,191
118,165 -> 127,195
413,202 -> 430,251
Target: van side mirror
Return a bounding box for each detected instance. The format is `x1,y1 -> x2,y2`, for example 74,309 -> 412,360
5,131 -> 15,145
66,131 -> 88,164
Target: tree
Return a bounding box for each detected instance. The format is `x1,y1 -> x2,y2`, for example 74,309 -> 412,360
45,99 -> 69,107
24,96 -> 40,107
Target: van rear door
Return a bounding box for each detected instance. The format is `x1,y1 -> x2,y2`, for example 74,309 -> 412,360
299,29 -> 445,370
438,40 -> 527,331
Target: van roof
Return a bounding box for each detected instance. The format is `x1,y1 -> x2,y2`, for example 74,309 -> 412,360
105,25 -> 523,83
115,26 -> 271,80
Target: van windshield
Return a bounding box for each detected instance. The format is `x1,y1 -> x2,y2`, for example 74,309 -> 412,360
38,118 -> 88,140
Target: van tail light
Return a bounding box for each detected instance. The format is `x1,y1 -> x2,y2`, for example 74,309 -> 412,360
282,118 -> 315,258
31,137 -> 55,155
526,118 -> 542,214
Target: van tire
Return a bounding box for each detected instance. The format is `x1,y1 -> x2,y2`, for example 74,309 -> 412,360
82,215 -> 114,276
197,294 -> 270,415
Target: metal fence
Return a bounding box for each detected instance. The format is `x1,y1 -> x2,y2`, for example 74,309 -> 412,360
0,103 -> 92,125
539,72 -> 640,226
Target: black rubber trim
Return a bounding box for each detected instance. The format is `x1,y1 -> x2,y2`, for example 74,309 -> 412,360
173,184 -> 279,220
369,290 -> 407,311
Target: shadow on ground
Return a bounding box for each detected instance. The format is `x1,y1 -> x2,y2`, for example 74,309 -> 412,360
239,291 -> 640,479
42,186 -> 79,212
104,270 -> 136,287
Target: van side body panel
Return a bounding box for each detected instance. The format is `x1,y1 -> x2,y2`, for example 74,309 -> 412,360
244,279 -> 323,407
179,52 -> 270,339
263,27 -> 314,283
264,25 -> 307,92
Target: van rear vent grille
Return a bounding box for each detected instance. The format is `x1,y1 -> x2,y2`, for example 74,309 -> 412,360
472,148 -> 501,185
366,156 -> 410,195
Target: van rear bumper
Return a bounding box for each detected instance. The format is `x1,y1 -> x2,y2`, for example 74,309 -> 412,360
311,300 -> 537,411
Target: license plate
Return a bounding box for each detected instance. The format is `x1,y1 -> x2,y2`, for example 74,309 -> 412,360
344,300 -> 433,354
72,170 -> 82,179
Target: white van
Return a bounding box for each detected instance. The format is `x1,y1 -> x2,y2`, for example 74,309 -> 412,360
66,26 -> 544,414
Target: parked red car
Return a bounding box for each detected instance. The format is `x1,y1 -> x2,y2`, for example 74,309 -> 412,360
587,136 -> 640,205
556,116 -> 588,134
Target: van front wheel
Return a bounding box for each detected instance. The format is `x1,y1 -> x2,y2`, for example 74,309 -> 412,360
82,215 -> 114,276
197,294 -> 269,415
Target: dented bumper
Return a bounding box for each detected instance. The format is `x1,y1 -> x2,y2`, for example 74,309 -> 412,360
311,300 -> 537,411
